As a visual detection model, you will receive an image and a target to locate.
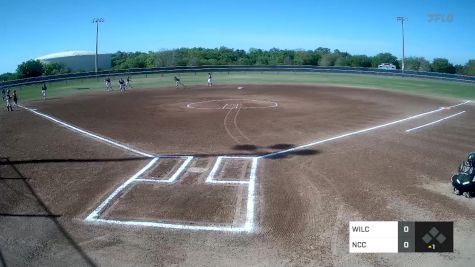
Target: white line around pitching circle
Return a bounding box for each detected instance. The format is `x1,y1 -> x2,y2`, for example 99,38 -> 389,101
186,99 -> 278,110
405,111 -> 466,133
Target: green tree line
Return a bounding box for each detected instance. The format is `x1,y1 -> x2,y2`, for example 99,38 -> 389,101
2,47 -> 475,81
1,60 -> 72,81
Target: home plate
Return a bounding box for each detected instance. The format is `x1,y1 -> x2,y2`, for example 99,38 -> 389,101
237,86 -> 244,90
187,167 -> 208,173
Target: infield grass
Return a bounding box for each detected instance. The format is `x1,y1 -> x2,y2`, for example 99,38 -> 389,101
8,72 -> 475,103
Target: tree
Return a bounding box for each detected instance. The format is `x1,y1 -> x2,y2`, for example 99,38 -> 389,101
16,60 -> 44,78
431,58 -> 456,74
334,56 -> 350,66
461,60 -> 475,76
0,72 -> 17,81
319,54 -> 338,66
404,57 -> 431,72
43,62 -> 70,75
371,53 -> 399,68
350,55 -> 372,67
315,47 -> 331,55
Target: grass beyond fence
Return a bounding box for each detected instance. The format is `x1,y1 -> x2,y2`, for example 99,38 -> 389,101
9,72 -> 475,103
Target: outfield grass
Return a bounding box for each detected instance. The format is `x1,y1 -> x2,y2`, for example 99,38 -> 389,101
9,72 -> 475,103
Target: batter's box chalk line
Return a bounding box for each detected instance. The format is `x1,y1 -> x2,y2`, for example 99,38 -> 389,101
85,156 -> 259,233
206,156 -> 255,184
135,156 -> 193,183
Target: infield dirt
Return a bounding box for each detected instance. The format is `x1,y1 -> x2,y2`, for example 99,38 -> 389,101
1,84 -> 475,266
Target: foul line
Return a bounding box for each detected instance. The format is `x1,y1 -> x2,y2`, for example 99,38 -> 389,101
262,100 -> 470,158
19,105 -> 154,158
405,111 -> 466,133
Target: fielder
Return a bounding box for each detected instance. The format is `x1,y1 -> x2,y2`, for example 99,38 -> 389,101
118,78 -> 126,92
207,72 -> 213,86
5,90 -> 13,111
174,76 -> 184,88
105,77 -> 112,91
12,90 -> 18,106
41,83 -> 47,100
126,76 -> 132,89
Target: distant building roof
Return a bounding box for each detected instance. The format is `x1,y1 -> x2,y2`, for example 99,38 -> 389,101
36,51 -> 96,60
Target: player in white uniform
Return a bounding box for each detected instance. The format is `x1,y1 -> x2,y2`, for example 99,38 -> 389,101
5,90 -> 13,111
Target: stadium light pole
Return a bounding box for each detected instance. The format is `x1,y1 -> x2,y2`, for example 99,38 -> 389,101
396,17 -> 407,73
92,18 -> 104,75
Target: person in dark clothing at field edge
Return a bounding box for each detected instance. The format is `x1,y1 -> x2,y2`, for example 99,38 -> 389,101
126,76 -> 132,89
174,76 -> 184,88
12,90 -> 18,106
41,83 -> 47,100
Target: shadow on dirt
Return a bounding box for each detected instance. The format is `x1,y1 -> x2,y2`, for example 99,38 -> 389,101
232,143 -> 320,159
0,157 -> 97,267
0,249 -> 6,267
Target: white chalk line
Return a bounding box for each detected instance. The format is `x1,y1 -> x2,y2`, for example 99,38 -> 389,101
206,156 -> 253,184
89,218 -> 250,232
22,100 -> 469,232
405,111 -> 466,133
187,98 -> 278,110
233,106 -> 251,142
223,107 -> 243,144
262,100 -> 471,158
19,105 -> 154,158
444,100 -> 471,109
135,156 -> 193,183
85,157 -> 159,220
87,156 -> 258,232
19,104 -> 257,232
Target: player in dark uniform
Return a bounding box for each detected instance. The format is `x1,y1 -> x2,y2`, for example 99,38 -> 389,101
118,78 -> 126,92
207,73 -> 213,86
41,83 -> 47,100
105,76 -> 112,91
126,76 -> 132,89
12,90 -> 18,106
174,76 -> 184,88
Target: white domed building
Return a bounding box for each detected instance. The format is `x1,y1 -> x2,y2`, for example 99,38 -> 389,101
36,51 -> 112,72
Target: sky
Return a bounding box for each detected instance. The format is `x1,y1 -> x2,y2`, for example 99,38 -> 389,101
0,0 -> 474,73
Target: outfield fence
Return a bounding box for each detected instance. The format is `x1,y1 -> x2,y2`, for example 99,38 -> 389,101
2,65 -> 475,88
